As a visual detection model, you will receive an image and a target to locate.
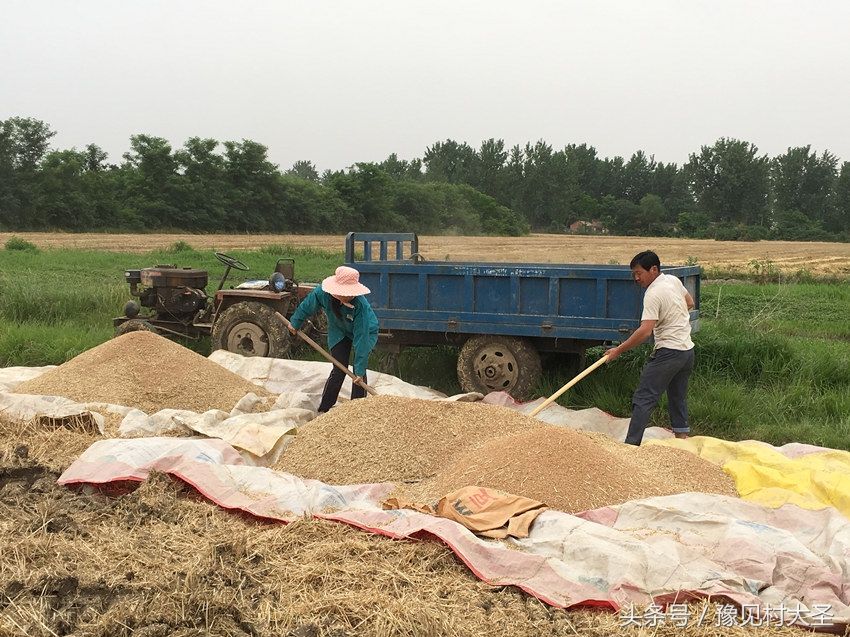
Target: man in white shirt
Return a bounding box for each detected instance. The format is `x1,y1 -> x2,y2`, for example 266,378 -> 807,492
605,251 -> 696,445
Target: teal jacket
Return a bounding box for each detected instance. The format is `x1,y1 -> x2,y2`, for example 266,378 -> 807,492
289,285 -> 379,377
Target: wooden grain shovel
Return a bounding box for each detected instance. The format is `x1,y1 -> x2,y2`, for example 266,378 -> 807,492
528,355 -> 609,417
275,312 -> 378,396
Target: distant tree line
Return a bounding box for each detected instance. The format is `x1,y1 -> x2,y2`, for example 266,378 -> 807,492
1,116 -> 848,241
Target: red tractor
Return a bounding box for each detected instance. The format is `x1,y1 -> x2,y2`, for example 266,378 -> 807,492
114,252 -> 324,357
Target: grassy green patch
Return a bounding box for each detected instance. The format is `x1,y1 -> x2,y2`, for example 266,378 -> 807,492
0,245 -> 343,332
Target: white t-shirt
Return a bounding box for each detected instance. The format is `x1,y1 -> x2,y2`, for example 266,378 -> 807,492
641,273 -> 694,351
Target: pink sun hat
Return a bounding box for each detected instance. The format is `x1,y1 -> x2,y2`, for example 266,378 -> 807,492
322,266 -> 371,297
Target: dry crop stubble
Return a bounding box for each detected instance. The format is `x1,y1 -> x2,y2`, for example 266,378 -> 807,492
4,232 -> 849,276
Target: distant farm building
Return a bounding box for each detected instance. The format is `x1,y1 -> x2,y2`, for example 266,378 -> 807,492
568,220 -> 608,234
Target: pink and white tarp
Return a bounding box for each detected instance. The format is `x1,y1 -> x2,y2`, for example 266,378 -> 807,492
59,437 -> 850,629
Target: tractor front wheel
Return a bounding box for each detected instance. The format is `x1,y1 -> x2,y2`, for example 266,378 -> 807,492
211,302 -> 291,358
457,335 -> 541,399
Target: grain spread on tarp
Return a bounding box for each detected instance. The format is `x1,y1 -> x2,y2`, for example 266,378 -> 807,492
277,395 -> 737,512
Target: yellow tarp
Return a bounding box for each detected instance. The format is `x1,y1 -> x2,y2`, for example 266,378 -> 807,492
649,436 -> 850,517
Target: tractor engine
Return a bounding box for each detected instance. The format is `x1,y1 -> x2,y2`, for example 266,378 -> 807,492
124,266 -> 208,321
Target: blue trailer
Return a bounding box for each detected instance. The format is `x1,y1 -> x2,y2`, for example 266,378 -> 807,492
345,232 -> 701,397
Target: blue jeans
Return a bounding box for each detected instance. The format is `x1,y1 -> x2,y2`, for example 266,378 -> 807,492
625,347 -> 695,446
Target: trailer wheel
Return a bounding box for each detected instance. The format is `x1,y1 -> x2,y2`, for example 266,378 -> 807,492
114,319 -> 157,337
457,335 -> 541,399
211,301 -> 291,358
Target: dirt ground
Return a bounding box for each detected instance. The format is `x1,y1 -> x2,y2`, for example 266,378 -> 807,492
3,232 -> 849,276
0,417 -> 812,637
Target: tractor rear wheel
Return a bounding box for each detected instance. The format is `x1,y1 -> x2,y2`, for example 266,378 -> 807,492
457,335 -> 541,399
211,301 -> 291,358
115,319 -> 157,337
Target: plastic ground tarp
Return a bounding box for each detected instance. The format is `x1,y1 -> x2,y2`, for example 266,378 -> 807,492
482,391 -> 675,443
58,437 -> 850,629
651,436 -> 850,518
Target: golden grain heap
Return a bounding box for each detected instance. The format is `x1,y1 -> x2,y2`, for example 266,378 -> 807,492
275,395 -> 545,484
429,426 -> 737,512
277,395 -> 737,512
14,331 -> 270,414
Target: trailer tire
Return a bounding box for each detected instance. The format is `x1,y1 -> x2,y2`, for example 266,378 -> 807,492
114,319 -> 157,337
211,301 -> 291,358
457,335 -> 541,399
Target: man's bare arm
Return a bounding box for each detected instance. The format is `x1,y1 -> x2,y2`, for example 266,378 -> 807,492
605,319 -> 657,361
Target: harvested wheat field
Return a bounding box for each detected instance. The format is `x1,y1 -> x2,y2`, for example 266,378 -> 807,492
421,426 -> 737,512
0,415 -> 805,637
274,395 -> 544,484
13,331 -> 270,414
4,231 -> 849,276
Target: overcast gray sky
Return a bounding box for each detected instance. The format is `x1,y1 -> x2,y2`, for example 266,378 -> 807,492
2,1 -> 848,171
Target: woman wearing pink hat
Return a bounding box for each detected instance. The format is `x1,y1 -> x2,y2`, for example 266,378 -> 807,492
288,265 -> 379,412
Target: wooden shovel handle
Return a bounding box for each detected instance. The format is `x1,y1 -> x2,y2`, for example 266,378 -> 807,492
528,355 -> 609,417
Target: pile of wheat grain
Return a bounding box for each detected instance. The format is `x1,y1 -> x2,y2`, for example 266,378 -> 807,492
277,396 -> 736,512
423,426 -> 738,512
274,395 -> 544,484
13,331 -> 270,414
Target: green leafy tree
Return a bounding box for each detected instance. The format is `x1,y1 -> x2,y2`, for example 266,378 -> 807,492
652,162 -> 691,221
636,194 -> 668,235
623,151 -> 657,203
423,139 -> 476,183
0,117 -> 56,227
599,156 -> 627,200
685,138 -> 770,226
676,211 -> 711,237
771,146 -> 838,225
34,150 -> 90,228
378,153 -> 423,181
275,175 -> 354,232
392,180 -> 444,233
222,139 -> 280,231
120,135 -> 181,228
564,143 -> 605,199
456,184 -> 528,236
285,160 -> 320,182
84,144 -> 109,171
325,164 -> 404,231
174,137 -> 228,230
829,161 -> 850,234
469,138 -> 508,204
512,141 -> 579,230
773,209 -> 831,241
600,196 -> 639,235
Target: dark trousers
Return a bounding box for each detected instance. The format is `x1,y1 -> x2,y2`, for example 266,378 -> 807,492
318,338 -> 367,413
625,347 -> 695,446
